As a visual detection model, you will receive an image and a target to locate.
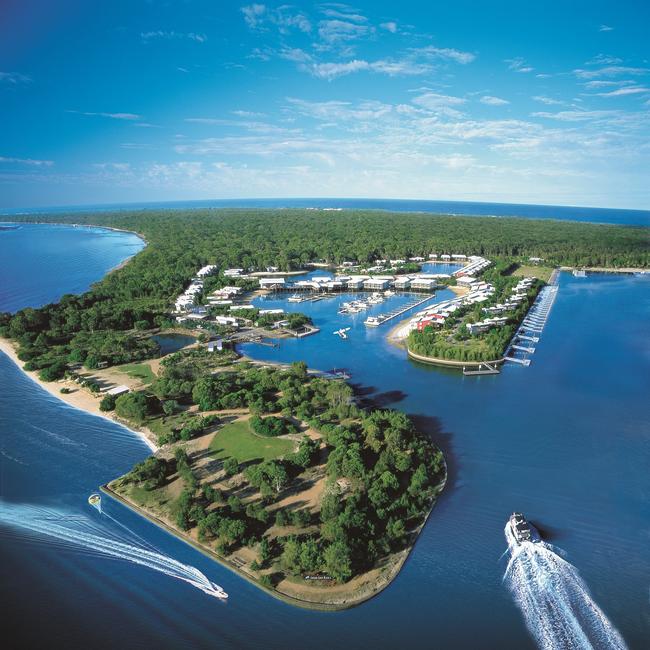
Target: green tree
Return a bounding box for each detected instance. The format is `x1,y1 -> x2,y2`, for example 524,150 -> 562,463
323,540 -> 352,583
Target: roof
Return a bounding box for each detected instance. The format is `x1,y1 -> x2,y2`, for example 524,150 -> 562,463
106,385 -> 129,396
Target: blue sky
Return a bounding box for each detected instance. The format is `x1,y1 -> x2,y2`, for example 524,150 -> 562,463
1,0 -> 649,209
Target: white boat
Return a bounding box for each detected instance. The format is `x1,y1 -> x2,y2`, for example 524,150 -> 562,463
333,327 -> 351,339
288,294 -> 303,302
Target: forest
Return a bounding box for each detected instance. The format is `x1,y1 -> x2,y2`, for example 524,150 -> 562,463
1,208 -> 648,378
110,359 -> 445,589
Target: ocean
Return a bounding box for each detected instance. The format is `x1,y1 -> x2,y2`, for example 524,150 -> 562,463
2,197 -> 649,226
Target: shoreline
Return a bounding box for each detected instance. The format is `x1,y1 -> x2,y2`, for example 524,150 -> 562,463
0,337 -> 158,452
103,451 -> 446,611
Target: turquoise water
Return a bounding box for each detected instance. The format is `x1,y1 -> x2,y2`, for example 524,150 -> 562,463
0,223 -> 649,649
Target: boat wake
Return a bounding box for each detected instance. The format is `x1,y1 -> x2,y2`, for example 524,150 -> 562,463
0,501 -> 227,600
503,525 -> 626,650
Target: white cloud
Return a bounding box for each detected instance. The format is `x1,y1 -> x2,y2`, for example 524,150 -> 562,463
532,110 -> 618,122
380,21 -> 397,33
286,98 -> 392,122
594,86 -> 650,97
320,8 -> 367,23
279,47 -> 313,63
141,31 -> 207,43
599,25 -> 614,32
307,59 -> 370,79
232,110 -> 267,118
412,46 -> 475,65
0,156 -> 53,166
586,54 -> 623,65
318,19 -> 371,44
71,111 -> 141,120
241,4 -> 311,33
480,96 -> 509,106
413,93 -> 466,108
370,59 -> 431,76
574,66 -> 649,79
0,71 -> 31,84
505,57 -> 533,73
532,96 -> 565,106
241,4 -> 267,29
412,93 -> 466,117
581,79 -> 633,89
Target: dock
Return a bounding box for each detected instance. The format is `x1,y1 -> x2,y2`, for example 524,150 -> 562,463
463,362 -> 501,376
504,356 -> 531,366
364,294 -> 435,327
504,284 -> 558,368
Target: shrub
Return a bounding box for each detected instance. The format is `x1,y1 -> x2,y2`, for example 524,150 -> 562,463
99,393 -> 117,411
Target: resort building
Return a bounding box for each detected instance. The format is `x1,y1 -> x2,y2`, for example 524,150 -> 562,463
394,277 -> 412,290
196,265 -> 217,277
410,277 -> 437,291
224,268 -> 244,277
259,277 -> 286,289
345,276 -> 368,290
363,276 -> 393,291
466,316 -> 508,335
215,316 -> 239,327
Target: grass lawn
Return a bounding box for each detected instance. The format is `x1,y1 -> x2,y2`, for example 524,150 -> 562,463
118,362 -> 156,385
512,265 -> 554,282
209,419 -> 295,463
146,412 -> 188,438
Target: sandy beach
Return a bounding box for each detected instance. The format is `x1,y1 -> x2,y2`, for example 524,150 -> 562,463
0,337 -> 158,452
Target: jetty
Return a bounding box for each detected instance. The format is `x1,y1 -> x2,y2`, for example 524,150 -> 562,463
462,362 -> 501,376
504,284 -> 558,367
364,295 -> 435,327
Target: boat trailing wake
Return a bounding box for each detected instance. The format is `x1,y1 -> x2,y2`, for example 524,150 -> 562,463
503,525 -> 626,650
0,501 -> 227,600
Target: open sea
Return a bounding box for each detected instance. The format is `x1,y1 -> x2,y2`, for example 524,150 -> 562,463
0,215 -> 648,649
2,197 -> 650,226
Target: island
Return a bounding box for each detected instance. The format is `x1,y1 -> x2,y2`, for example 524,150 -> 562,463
1,208 -> 648,608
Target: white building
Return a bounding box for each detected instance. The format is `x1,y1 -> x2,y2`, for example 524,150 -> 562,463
394,276 -> 411,290
363,276 -> 393,290
411,277 -> 437,291
259,277 -> 285,289
197,265 -> 217,277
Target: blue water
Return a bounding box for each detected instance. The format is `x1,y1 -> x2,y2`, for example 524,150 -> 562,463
0,223 -> 144,313
1,224 -> 649,649
2,198 -> 649,226
152,334 -> 196,356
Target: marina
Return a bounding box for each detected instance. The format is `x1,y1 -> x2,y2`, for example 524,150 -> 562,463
504,284 -> 559,367
364,294 -> 436,327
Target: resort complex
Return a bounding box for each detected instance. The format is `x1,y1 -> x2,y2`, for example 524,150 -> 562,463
1,208 -> 647,625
